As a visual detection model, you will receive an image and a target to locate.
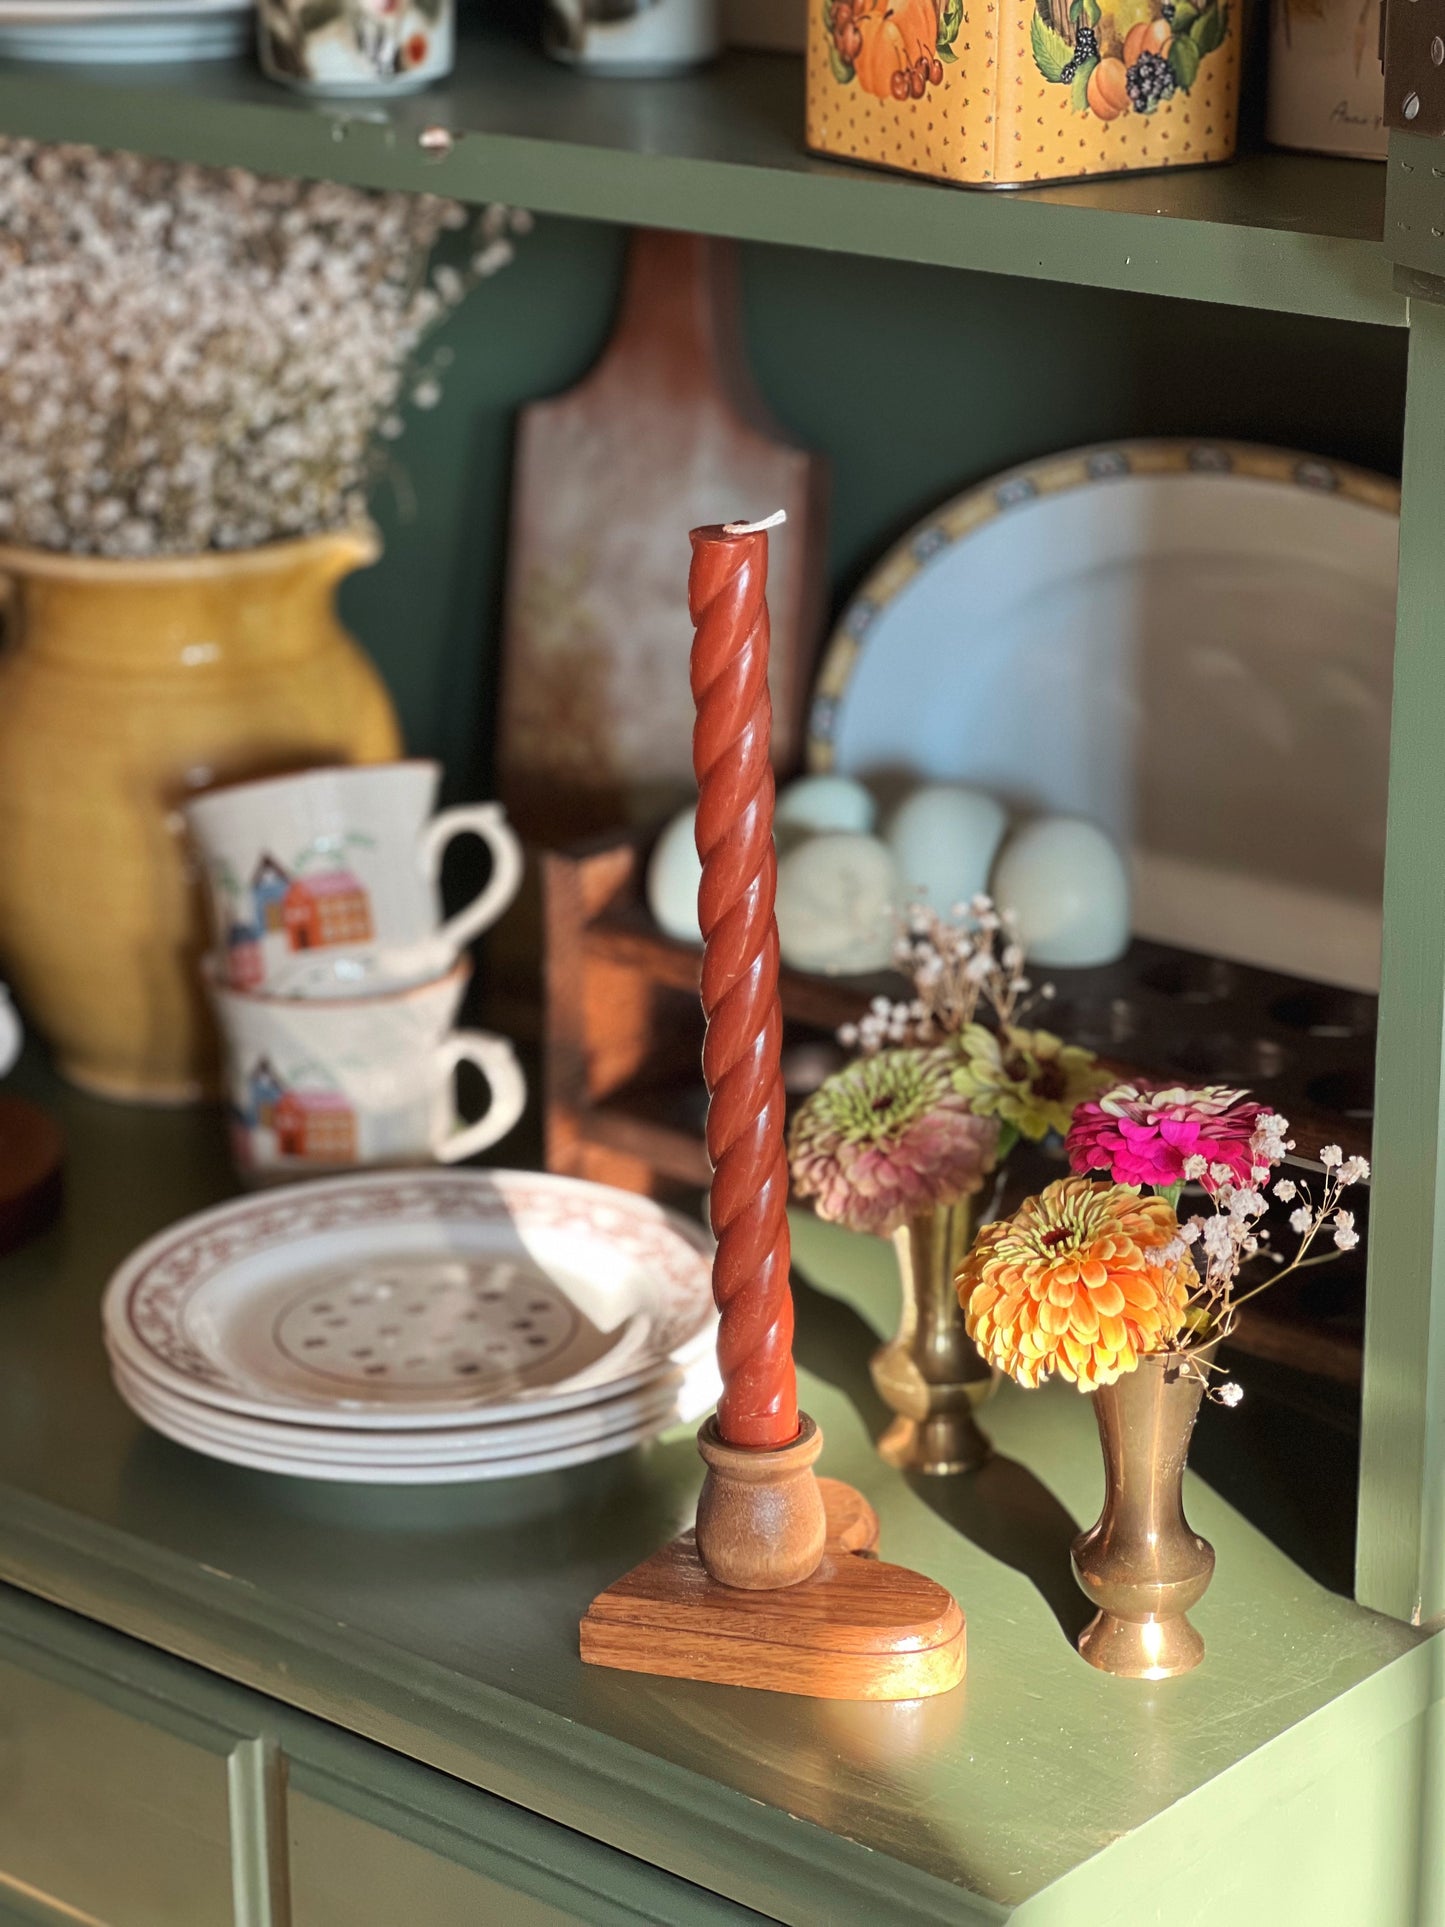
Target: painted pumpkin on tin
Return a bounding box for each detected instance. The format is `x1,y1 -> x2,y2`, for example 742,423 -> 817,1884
823,0 -> 961,98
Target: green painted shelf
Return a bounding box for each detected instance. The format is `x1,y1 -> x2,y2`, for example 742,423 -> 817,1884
0,19 -> 1402,328
0,1051 -> 1435,1922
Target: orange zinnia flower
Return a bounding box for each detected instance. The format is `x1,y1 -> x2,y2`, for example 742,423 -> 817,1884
959,1177 -> 1193,1390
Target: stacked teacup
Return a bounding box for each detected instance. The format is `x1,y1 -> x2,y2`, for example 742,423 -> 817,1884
185,763 -> 526,1182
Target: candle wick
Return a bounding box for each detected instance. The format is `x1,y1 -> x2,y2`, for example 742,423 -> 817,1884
722,509 -> 787,536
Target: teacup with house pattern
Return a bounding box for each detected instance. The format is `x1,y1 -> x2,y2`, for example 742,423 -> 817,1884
207,958 -> 525,1178
185,762 -> 522,999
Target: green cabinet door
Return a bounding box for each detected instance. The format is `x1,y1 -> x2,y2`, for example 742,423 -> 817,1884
0,1586 -> 766,1927
0,1652 -> 234,1927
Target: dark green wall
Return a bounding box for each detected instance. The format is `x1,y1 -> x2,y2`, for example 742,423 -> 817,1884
344,217 -> 1407,798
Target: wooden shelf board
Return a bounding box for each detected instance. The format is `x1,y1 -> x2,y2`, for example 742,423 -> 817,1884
0,21 -> 1401,326
583,1092 -> 712,1186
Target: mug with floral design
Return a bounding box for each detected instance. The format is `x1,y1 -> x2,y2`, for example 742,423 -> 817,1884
186,761 -> 522,1000
208,959 -> 526,1179
544,0 -> 718,72
258,0 -> 454,96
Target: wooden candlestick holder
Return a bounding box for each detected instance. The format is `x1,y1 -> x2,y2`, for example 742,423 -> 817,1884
581,1428 -> 966,1699
580,515 -> 964,1702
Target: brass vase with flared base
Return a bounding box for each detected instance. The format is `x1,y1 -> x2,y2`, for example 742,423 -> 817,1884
1071,1347 -> 1217,1679
871,1197 -> 998,1476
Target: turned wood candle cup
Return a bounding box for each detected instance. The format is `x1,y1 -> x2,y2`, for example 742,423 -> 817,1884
694,1412 -> 827,1590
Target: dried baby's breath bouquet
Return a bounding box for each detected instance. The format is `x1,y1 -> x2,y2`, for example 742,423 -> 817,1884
0,139 -> 524,557
788,896 -> 1109,1237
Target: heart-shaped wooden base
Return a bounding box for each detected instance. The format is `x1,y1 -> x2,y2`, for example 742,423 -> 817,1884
580,1478 -> 966,1700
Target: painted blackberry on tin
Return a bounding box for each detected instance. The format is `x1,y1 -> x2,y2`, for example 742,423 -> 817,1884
1030,0 -> 1229,121
1125,47 -> 1177,108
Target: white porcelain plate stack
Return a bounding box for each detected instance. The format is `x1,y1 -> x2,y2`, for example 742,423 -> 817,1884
102,1170 -> 720,1483
0,0 -> 252,64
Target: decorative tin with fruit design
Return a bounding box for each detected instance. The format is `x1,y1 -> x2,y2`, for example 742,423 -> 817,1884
807,0 -> 1241,186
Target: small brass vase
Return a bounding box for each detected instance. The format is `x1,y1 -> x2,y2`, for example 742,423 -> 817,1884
1071,1348 -> 1217,1679
871,1197 -> 998,1476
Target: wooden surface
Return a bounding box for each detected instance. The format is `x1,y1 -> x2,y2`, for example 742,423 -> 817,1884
0,1048 -> 1430,1920
0,21 -> 1405,328
816,1473 -> 879,1552
692,1416 -> 827,1588
0,1095 -> 62,1255
498,231 -> 825,844
580,1496 -> 967,1701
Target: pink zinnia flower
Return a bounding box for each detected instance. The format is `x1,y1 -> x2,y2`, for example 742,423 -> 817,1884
789,1048 -> 999,1239
1066,1084 -> 1269,1194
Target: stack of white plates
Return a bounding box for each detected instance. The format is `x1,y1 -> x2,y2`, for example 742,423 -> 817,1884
0,0 -> 251,64
102,1170 -> 720,1483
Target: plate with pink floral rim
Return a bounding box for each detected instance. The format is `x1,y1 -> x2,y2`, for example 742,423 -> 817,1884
115,1371 -> 692,1485
101,1171 -> 716,1430
106,1349 -> 721,1461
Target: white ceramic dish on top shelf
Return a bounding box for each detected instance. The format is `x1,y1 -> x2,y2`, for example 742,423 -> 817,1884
102,1170 -> 716,1430
0,0 -> 251,61
805,442 -> 1400,994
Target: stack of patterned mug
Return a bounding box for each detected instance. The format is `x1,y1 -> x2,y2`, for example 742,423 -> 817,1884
185,764 -> 526,1183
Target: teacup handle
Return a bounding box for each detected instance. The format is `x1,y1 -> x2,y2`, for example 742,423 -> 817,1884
432,1032 -> 527,1164
419,804 -> 524,957
0,987 -> 20,1081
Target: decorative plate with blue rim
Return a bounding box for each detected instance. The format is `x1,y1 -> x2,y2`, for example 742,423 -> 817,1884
806,441 -> 1399,991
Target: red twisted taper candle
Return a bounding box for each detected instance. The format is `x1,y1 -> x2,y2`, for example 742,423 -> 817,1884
688,514 -> 799,1451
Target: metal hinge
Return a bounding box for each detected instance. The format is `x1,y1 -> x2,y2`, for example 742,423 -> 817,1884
1384,0 -> 1445,132
1382,0 -> 1445,288
1384,130 -> 1445,288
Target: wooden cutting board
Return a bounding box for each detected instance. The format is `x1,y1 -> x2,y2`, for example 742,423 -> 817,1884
498,228 -> 828,847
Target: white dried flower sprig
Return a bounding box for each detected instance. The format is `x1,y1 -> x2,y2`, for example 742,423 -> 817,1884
1160,1114 -> 1370,1403
0,139 -> 526,556
838,894 -> 1050,1054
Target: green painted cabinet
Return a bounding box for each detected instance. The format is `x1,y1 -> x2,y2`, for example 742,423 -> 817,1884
0,1588 -> 759,1927
0,18 -> 1443,1922
0,1105 -> 1436,1923
0,1652 -> 233,1926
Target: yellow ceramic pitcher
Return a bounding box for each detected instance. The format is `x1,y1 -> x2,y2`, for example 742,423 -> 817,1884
0,528 -> 402,1102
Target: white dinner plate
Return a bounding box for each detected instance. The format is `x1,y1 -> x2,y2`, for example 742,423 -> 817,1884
0,1 -> 247,17
806,441 -> 1399,992
119,1374 -> 685,1483
103,1171 -> 715,1429
108,1347 -> 720,1461
0,3 -> 250,60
